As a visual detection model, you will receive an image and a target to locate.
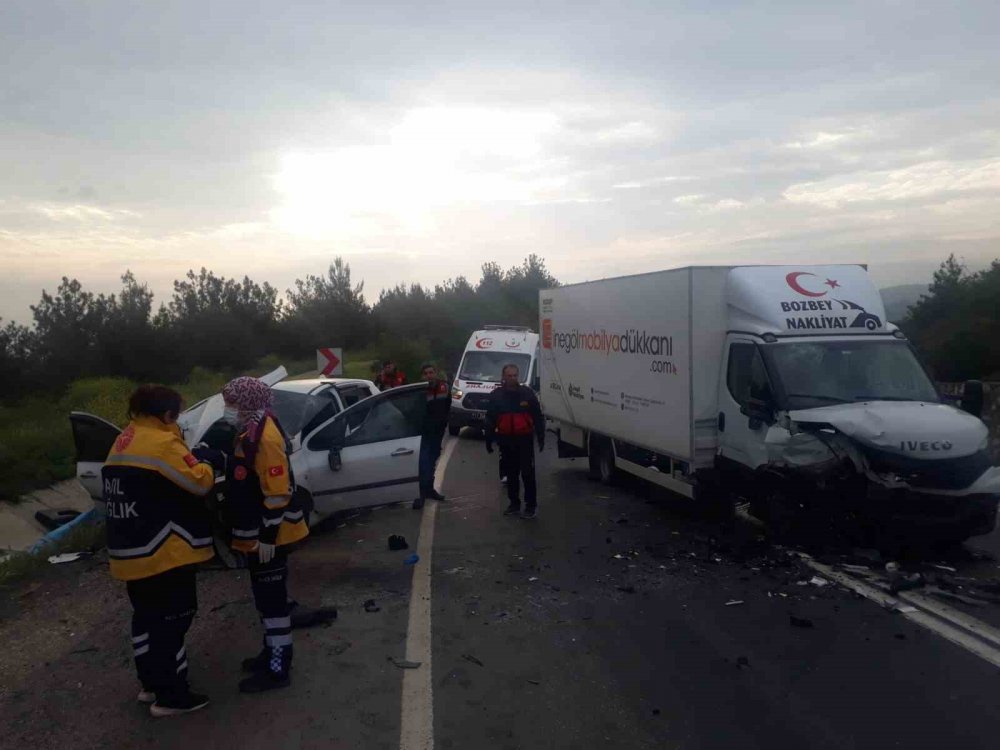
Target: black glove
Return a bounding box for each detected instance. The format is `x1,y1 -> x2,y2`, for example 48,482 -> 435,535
485,442 -> 494,454
192,446 -> 227,473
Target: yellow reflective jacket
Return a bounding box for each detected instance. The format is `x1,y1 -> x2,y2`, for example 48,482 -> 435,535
227,416 -> 309,552
102,415 -> 216,581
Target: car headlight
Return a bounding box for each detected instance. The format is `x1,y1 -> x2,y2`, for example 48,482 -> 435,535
451,386 -> 464,400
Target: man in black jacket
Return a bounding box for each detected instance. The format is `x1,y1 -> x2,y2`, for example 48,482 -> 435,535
414,363 -> 451,509
485,363 -> 544,519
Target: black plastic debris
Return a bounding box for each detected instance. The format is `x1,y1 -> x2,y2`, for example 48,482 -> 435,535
291,606 -> 338,628
652,709 -> 661,716
617,585 -> 637,594
789,615 -> 814,629
388,657 -> 421,669
388,535 -> 409,551
461,654 -> 485,667
894,633 -> 907,640
364,599 -> 381,613
736,656 -> 750,669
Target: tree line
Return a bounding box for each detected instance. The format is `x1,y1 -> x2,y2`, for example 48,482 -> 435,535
901,254 -> 1000,382
0,254 -> 558,403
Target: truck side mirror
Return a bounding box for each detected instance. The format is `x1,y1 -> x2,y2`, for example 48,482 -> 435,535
740,397 -> 773,430
960,380 -> 984,419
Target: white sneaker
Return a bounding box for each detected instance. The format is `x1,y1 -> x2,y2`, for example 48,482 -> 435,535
137,690 -> 156,704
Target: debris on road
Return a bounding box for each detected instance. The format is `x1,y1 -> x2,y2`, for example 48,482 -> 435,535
363,599 -> 381,613
789,615 -> 814,628
618,585 -> 637,594
388,534 -> 409,551
291,605 -> 338,628
529,576 -> 539,582
389,657 -> 422,669
725,600 -> 744,606
403,553 -> 420,566
461,653 -> 485,667
930,564 -> 957,573
736,656 -> 750,669
69,646 -> 99,655
808,576 -> 829,587
47,552 -> 86,564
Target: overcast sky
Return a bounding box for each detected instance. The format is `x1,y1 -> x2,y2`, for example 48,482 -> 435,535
2,0 -> 998,324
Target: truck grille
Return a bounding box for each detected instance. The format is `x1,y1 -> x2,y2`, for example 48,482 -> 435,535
462,393 -> 491,411
862,447 -> 992,490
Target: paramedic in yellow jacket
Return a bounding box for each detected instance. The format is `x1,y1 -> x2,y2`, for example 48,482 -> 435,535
213,376 -> 309,694
103,385 -> 224,718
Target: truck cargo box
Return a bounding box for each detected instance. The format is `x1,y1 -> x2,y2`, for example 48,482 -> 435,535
539,266 -> 730,468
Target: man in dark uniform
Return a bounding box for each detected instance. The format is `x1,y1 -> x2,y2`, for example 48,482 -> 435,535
485,363 -> 545,519
414,363 -> 450,509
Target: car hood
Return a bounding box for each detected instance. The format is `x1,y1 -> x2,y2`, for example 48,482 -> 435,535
177,366 -> 287,446
788,401 -> 988,460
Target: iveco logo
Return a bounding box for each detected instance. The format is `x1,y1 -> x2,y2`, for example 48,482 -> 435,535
567,384 -> 584,400
900,440 -> 954,452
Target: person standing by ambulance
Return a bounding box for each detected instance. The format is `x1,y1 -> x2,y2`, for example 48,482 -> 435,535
103,385 -> 222,717
484,363 -> 545,518
413,363 -> 450,509
377,359 -> 407,390
207,376 -> 309,693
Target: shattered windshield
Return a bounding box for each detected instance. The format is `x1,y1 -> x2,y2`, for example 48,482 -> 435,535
765,340 -> 940,410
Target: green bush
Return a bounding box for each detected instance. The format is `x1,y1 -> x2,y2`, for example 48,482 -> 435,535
0,354 -> 317,503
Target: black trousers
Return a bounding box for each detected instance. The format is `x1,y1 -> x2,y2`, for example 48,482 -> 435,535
126,566 -> 197,696
249,548 -> 293,674
498,436 -> 537,509
419,429 -> 445,498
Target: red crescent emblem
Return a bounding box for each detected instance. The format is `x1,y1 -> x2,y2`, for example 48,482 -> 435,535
786,271 -> 827,298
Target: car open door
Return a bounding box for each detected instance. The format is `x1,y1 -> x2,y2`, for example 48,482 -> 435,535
69,411 -> 121,505
300,384 -> 426,514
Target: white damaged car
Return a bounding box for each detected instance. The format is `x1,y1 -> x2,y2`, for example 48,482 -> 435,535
70,367 -> 429,526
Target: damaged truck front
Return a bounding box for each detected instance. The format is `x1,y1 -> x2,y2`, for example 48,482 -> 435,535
541,264 -> 999,545
725,284 -> 999,544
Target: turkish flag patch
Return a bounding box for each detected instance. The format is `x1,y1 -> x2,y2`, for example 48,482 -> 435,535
183,453 -> 198,468
268,466 -> 284,477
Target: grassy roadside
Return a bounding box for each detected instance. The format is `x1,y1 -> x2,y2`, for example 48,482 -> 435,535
0,354 -> 317,503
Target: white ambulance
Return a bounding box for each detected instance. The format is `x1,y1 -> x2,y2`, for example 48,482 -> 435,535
449,325 -> 540,436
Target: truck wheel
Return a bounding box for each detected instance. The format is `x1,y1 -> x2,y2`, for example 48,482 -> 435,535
448,424 -> 461,437
597,442 -> 617,485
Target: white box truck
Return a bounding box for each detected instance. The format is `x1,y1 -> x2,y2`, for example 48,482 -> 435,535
540,265 -> 1000,542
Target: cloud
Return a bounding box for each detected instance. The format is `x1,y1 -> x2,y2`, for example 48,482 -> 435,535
783,158 -> 1000,207
28,203 -> 139,222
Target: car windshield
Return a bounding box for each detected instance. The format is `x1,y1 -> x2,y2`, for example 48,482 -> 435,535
459,352 -> 531,383
765,340 -> 940,410
270,389 -> 316,436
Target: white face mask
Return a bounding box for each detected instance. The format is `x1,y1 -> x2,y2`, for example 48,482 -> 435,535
222,406 -> 240,426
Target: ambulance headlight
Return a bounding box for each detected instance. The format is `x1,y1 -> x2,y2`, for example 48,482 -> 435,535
451,386 -> 464,400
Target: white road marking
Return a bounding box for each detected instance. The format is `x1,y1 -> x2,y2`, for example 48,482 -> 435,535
803,558 -> 1000,669
399,437 -> 458,750
735,506 -> 1000,669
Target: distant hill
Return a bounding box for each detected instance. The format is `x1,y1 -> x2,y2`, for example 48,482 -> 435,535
880,284 -> 927,322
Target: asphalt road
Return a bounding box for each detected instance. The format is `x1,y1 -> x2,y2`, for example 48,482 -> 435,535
2,435 -> 999,749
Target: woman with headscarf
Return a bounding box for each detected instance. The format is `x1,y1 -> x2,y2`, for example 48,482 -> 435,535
211,376 -> 309,693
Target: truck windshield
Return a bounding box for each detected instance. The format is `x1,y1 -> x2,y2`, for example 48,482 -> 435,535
765,340 -> 939,410
459,352 -> 531,383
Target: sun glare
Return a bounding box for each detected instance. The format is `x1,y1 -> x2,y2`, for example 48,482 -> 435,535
271,106 -> 560,238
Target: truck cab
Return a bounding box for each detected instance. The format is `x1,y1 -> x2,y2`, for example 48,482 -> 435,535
717,266 -> 998,541
448,325 -> 540,436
